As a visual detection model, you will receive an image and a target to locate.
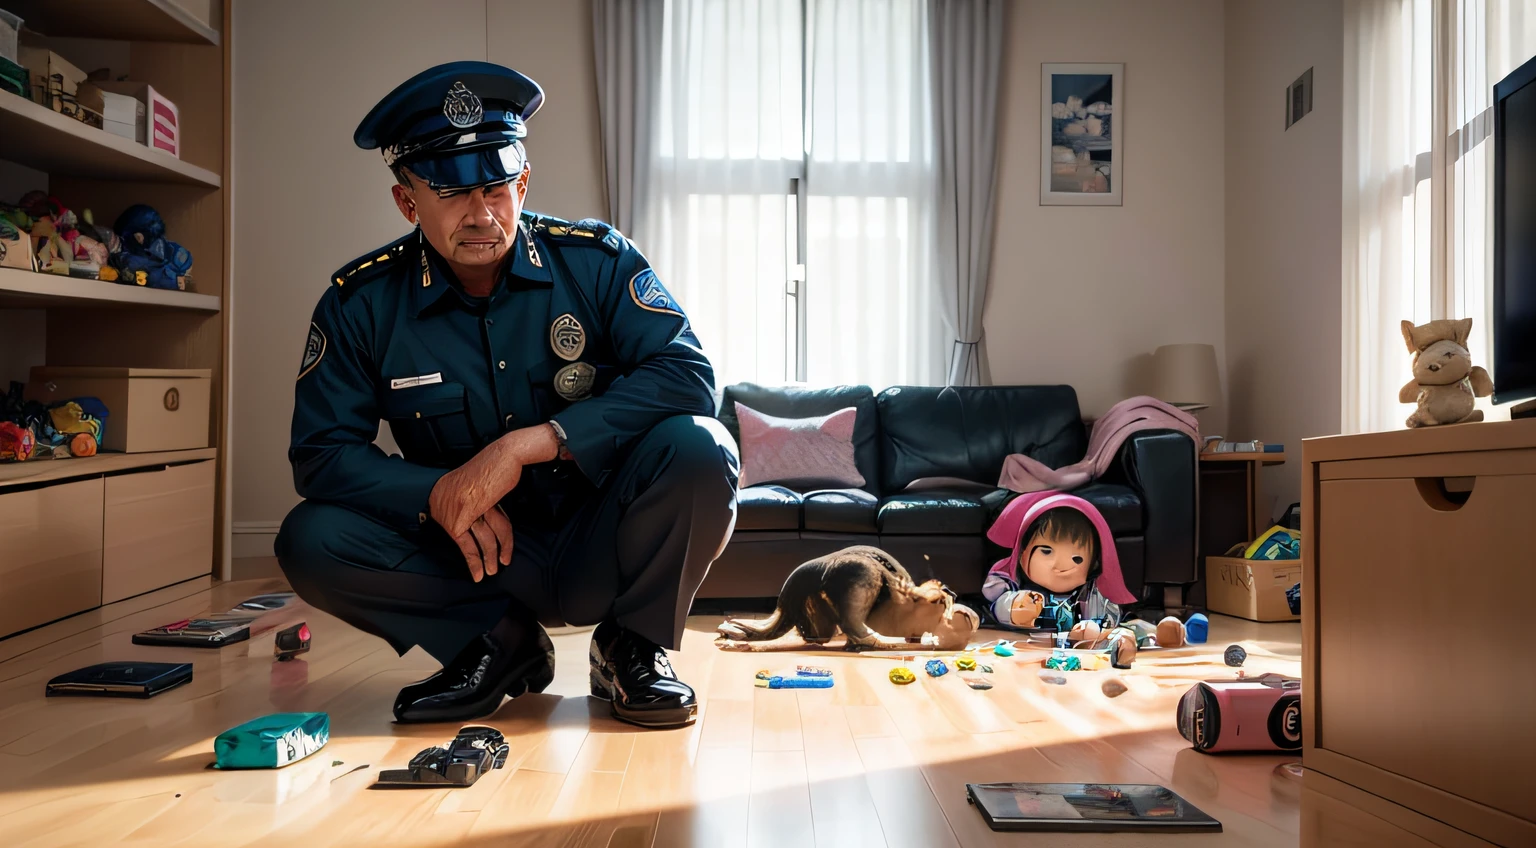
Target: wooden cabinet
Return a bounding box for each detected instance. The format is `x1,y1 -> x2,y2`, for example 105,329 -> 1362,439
0,452 -> 214,638
1302,420 -> 1536,847
0,478 -> 104,636
103,459 -> 214,603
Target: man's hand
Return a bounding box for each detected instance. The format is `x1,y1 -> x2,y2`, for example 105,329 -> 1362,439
453,506 -> 514,582
429,424 -> 562,579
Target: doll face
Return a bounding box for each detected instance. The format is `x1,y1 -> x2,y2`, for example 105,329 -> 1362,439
1023,531 -> 1094,594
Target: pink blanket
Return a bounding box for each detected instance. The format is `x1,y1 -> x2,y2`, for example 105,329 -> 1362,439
998,396 -> 1199,493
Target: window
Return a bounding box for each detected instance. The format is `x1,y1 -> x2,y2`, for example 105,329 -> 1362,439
643,0 -> 941,389
1344,0 -> 1536,432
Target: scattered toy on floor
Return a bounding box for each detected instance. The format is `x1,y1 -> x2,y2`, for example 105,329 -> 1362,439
1224,644 -> 1248,667
961,674 -> 993,690
1185,613 -> 1209,644
1101,676 -> 1129,698
1044,654 -> 1082,671
1176,674 -> 1301,753
715,546 -> 978,652
1038,669 -> 1068,685
374,726 -> 509,788
993,641 -> 1016,657
955,655 -> 977,671
1155,616 -> 1187,648
0,420 -> 34,461
979,664 -> 994,674
757,674 -> 834,689
274,622 -> 311,662
796,664 -> 832,677
925,659 -> 949,677
889,667 -> 916,685
213,712 -> 329,769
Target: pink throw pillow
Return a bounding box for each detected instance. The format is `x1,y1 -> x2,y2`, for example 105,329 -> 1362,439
735,402 -> 865,490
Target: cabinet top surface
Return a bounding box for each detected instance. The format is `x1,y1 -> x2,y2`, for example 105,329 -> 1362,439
1302,418 -> 1536,463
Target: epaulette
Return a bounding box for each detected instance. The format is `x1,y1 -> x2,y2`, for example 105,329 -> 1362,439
331,233 -> 413,290
529,213 -> 623,255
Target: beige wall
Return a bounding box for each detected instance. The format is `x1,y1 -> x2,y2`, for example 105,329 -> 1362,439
984,0 -> 1230,434
230,0 -> 606,548
1224,0 -> 1343,517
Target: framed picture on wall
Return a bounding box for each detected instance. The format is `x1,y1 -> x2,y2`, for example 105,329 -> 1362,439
1040,63 -> 1124,206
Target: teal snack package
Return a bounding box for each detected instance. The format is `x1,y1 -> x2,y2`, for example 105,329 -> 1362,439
213,712 -> 329,769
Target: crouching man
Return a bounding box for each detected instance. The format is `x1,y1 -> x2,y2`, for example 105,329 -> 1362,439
276,61 -> 738,728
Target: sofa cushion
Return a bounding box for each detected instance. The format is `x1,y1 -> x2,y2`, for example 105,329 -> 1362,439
1072,482 -> 1143,538
735,403 -> 865,489
803,488 -> 879,533
720,383 -> 881,493
736,485 -> 802,531
875,385 -> 1087,494
877,487 -> 1014,535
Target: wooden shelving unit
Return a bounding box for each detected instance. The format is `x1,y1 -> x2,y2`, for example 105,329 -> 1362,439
0,447 -> 215,489
0,93 -> 220,186
0,0 -> 232,638
0,267 -> 220,310
4,0 -> 218,46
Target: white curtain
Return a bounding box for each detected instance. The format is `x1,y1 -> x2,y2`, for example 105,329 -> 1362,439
1343,0 -> 1434,434
642,0 -> 942,389
592,0 -> 664,236
803,0 -> 942,389
1451,0 -> 1536,416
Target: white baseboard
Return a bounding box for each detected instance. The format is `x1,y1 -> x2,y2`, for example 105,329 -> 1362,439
232,521 -> 281,559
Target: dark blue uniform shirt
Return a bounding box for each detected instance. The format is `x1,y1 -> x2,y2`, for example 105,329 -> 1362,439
290,212 -> 715,533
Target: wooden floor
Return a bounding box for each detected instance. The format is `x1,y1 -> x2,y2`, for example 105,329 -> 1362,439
0,578 -> 1443,847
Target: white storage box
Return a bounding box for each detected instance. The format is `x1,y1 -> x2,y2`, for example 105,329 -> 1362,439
0,9 -> 20,64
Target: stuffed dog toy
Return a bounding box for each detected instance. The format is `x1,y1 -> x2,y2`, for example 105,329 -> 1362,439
1398,318 -> 1493,428
715,546 -> 979,652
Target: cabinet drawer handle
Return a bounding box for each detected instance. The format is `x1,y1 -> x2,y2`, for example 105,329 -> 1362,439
1415,476 -> 1474,511
164,387 -> 180,411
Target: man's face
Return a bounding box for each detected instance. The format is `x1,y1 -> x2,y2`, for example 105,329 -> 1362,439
1022,531 -> 1093,594
392,165 -> 530,269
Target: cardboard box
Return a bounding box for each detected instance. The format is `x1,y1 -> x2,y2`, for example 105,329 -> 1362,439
17,46 -> 85,112
28,367 -> 210,453
95,81 -> 178,157
1205,556 -> 1301,622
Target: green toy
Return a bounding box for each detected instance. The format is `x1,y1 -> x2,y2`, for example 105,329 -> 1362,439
213,712 -> 329,769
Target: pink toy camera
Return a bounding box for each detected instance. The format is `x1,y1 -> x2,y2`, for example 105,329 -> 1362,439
1176,673 -> 1301,753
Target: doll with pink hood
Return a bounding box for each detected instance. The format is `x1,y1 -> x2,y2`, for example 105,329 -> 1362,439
984,492 -> 1187,667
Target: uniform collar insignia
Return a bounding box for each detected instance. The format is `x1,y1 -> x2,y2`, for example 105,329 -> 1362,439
509,223 -> 553,285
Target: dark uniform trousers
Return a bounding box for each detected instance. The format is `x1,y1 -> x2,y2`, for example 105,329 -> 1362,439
276,415 -> 739,665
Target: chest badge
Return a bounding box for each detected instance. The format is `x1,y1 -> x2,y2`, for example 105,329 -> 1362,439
554,362 -> 597,401
549,313 -> 586,361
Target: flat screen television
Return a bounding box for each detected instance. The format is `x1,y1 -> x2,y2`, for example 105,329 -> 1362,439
1494,53 -> 1536,407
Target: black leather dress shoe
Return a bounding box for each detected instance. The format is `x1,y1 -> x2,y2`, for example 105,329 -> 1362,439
589,621 -> 697,728
393,624 -> 555,723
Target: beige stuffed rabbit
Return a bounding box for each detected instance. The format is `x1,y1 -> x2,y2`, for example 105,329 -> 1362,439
1398,318 -> 1494,428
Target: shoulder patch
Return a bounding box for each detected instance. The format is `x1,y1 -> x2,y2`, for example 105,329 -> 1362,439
297,322 -> 326,379
331,233 -> 413,290
629,268 -> 684,317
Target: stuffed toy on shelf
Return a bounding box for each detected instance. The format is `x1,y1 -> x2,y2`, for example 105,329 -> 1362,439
1398,317 -> 1494,428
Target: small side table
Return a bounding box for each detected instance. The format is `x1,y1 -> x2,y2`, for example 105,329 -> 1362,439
1191,451 -> 1287,609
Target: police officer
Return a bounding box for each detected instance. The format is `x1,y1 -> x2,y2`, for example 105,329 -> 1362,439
275,62 -> 739,728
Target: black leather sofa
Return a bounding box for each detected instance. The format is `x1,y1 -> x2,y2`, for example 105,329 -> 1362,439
696,383 -> 1197,609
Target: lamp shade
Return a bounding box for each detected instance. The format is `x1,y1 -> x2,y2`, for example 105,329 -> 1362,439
1150,343 -> 1221,411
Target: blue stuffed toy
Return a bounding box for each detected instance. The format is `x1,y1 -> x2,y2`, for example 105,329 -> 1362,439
112,204 -> 193,290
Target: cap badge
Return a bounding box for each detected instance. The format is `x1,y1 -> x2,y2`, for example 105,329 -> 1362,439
443,81 -> 484,129
554,362 -> 597,401
550,314 -> 586,361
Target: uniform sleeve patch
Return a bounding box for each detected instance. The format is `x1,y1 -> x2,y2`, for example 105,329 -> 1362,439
629,268 -> 684,317
298,322 -> 326,379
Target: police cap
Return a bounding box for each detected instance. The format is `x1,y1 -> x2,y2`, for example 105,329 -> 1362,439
354,61 -> 544,193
